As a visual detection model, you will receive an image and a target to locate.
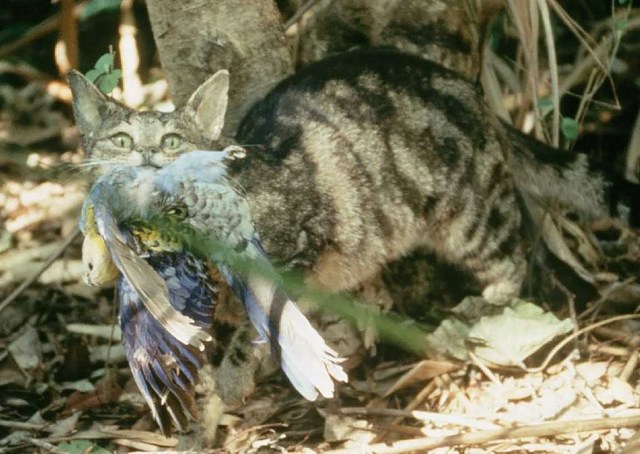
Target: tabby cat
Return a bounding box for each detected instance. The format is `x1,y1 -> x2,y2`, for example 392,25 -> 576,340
69,49 -> 605,414
70,48 -> 604,304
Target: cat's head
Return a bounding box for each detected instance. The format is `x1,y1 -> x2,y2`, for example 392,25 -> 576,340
68,70 -> 230,173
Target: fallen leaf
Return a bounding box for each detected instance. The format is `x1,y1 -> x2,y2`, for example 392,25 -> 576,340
576,361 -> 609,384
324,414 -> 374,446
384,359 -> 460,396
468,300 -> 574,367
49,412 -> 80,437
427,299 -> 573,367
426,318 -> 470,361
8,326 -> 42,372
57,440 -> 111,454
595,377 -> 639,406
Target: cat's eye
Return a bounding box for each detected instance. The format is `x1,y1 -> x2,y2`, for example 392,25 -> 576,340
111,133 -> 133,149
161,133 -> 184,150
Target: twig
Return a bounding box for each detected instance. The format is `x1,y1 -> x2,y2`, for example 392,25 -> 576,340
66,323 -> 122,340
469,351 -> 503,387
373,380 -> 437,443
284,0 -> 321,31
594,326 -> 640,349
536,0 -> 560,147
339,407 -> 500,431
579,277 -> 636,322
0,226 -> 80,315
620,350 -> 639,383
525,313 -> 640,373
435,374 -> 472,412
14,435 -> 62,454
322,414 -> 640,454
0,2 -> 85,58
374,424 -> 424,437
0,419 -> 47,431
588,343 -> 632,357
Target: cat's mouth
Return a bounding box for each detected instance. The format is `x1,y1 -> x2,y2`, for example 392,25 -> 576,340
131,150 -> 167,169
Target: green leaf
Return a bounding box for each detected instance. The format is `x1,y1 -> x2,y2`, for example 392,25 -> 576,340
57,440 -> 111,454
561,117 -> 579,141
85,68 -> 101,82
94,53 -> 114,73
80,0 -> 123,21
537,97 -> 554,117
110,69 -> 122,79
98,74 -> 119,94
614,18 -> 628,32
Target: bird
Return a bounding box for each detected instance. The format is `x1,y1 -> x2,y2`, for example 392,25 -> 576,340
79,149 -> 347,432
151,150 -> 348,401
80,168 -> 217,434
80,202 -> 119,287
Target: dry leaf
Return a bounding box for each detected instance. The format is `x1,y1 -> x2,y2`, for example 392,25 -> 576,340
384,360 -> 460,396
8,326 -> 42,372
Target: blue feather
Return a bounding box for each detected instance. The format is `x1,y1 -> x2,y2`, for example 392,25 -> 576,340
117,235 -> 217,435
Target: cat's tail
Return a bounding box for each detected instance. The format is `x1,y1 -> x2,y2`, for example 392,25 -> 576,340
503,123 -> 607,219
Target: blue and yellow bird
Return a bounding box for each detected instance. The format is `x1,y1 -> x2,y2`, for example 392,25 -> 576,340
81,168 -> 217,434
80,150 -> 347,434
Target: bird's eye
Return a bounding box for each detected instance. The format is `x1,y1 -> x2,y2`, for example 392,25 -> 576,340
167,205 -> 187,219
111,133 -> 133,149
161,133 -> 183,150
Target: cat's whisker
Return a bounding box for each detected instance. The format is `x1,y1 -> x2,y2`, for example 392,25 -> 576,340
55,164 -> 90,183
75,158 -> 130,170
222,174 -> 248,198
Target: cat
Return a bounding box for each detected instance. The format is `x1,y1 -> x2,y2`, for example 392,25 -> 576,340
70,48 -> 604,301
293,0 -> 486,80
68,48 -> 606,411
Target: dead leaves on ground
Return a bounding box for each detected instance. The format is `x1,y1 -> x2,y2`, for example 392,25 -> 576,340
0,84 -> 640,453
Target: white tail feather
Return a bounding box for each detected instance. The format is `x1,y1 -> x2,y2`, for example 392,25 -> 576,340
278,301 -> 348,400
246,271 -> 347,400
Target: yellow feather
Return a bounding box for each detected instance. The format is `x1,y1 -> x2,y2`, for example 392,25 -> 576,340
82,232 -> 120,287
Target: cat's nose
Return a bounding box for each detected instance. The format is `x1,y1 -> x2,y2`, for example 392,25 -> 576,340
139,147 -> 161,165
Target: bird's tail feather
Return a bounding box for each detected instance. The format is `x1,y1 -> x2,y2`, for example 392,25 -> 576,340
276,294 -> 348,400
232,267 -> 348,400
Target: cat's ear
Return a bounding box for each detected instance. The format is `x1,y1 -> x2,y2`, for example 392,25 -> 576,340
184,70 -> 229,141
67,70 -> 112,135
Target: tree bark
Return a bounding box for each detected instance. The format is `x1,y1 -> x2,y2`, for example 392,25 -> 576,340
145,0 -> 293,134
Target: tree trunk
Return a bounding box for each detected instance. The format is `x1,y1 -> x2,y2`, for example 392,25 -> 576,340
145,0 -> 293,134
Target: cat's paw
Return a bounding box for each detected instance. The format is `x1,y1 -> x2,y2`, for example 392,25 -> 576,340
214,325 -> 265,407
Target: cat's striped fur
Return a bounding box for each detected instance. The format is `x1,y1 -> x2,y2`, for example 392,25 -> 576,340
71,48 -> 605,304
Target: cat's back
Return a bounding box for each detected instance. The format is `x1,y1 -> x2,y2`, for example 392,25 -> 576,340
236,48 -> 490,157
230,49 -> 519,297
233,48 -> 506,219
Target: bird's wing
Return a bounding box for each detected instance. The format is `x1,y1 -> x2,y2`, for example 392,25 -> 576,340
118,248 -> 218,435
151,151 -> 347,399
94,201 -> 211,350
